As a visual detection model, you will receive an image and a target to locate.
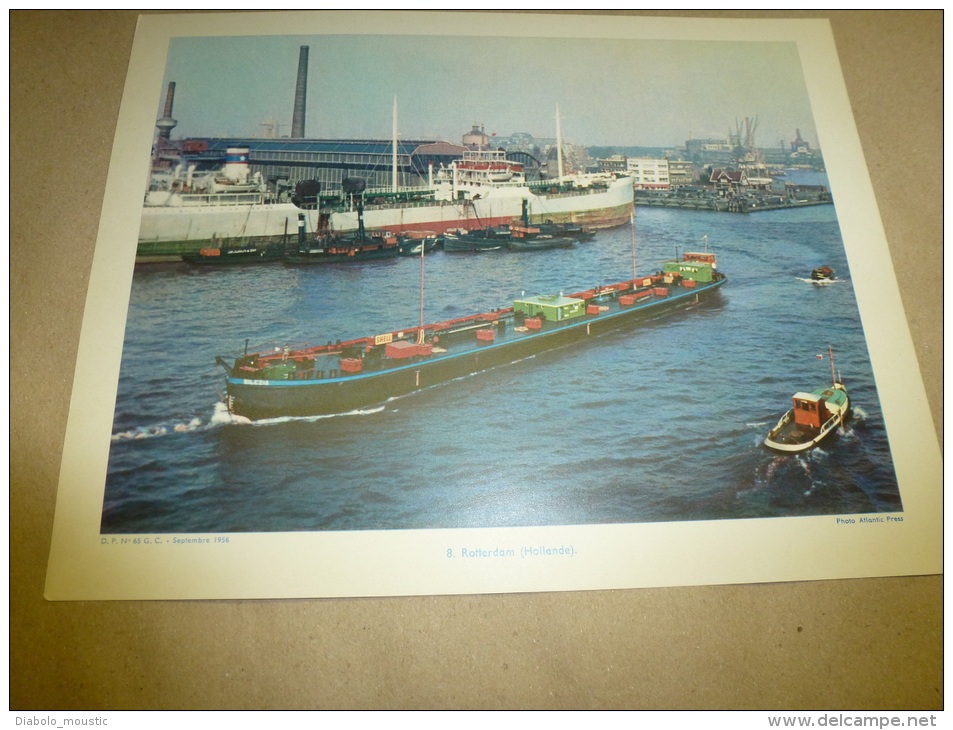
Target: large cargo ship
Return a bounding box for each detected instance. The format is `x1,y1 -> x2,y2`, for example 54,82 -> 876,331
137,148 -> 635,263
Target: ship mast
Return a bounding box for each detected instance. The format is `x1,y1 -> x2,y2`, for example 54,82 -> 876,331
417,237 -> 426,345
630,211 -> 637,288
392,96 -> 399,193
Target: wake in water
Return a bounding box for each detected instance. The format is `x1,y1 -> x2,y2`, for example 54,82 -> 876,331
111,416 -> 204,441
112,400 -> 389,439
747,451 -> 819,495
209,401 -> 250,426
112,402 -> 239,440
219,400 -> 387,427
796,276 -> 848,286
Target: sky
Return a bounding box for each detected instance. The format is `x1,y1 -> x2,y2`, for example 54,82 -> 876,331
158,32 -> 820,151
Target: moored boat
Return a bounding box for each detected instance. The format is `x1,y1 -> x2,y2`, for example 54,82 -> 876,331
181,240 -> 285,265
515,200 -> 595,243
443,225 -> 512,252
216,242 -> 727,420
283,192 -> 400,264
764,347 -> 850,452
506,225 -> 576,252
535,221 -> 595,241
283,233 -> 399,264
397,231 -> 443,255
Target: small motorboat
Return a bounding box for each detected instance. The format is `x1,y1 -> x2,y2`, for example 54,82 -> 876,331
443,226 -> 511,252
506,225 -> 575,252
397,231 -> 443,255
536,220 -> 595,242
181,241 -> 285,265
764,346 -> 850,453
811,265 -> 835,281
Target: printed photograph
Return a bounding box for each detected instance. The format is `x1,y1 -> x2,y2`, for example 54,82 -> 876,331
101,29 -> 902,536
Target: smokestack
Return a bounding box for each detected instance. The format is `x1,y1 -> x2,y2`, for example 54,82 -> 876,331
291,46 -> 309,138
156,81 -> 177,139
163,82 -> 176,118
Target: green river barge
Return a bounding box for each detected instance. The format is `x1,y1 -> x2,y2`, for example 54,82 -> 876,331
217,251 -> 725,420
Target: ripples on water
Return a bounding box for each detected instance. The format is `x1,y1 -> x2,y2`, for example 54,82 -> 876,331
101,204 -> 902,533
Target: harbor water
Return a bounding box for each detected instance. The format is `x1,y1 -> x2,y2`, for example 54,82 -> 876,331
102,202 -> 902,533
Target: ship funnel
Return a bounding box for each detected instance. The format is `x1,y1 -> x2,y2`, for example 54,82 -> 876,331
291,46 -> 309,138
342,177 -> 367,238
297,213 -> 307,252
223,148 -> 251,183
156,81 -> 177,139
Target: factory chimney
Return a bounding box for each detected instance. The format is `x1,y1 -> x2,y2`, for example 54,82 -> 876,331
155,81 -> 177,139
291,46 -> 309,138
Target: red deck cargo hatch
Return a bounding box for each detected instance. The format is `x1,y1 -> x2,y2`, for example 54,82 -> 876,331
385,340 -> 432,359
340,358 -> 363,373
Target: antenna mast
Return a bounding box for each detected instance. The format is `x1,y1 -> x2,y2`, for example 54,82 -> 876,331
417,238 -> 426,345
630,212 -> 637,288
392,96 -> 399,193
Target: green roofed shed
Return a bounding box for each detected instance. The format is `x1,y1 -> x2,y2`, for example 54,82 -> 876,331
513,294 -> 586,322
662,259 -> 714,282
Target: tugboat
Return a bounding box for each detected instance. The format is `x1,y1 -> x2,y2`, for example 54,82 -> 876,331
811,265 -> 835,281
216,231 -> 728,420
503,201 -> 581,251
510,200 -> 594,248
506,225 -> 576,252
536,220 -> 595,242
283,178 -> 399,264
764,346 -> 850,452
181,239 -> 285,265
283,215 -> 399,264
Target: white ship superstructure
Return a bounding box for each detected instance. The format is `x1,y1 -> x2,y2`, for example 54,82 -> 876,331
138,147 -> 634,262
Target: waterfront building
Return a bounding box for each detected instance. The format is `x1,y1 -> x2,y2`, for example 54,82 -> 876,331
157,136 -> 470,195
709,168 -> 748,194
596,155 -> 628,174
625,157 -> 670,190
666,159 -> 696,187
462,123 -> 491,150
685,137 -> 735,166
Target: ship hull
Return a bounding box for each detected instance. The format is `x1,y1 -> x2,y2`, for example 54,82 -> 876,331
763,408 -> 848,452
224,277 -> 724,420
283,247 -> 398,265
181,243 -> 285,265
137,178 -> 634,262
